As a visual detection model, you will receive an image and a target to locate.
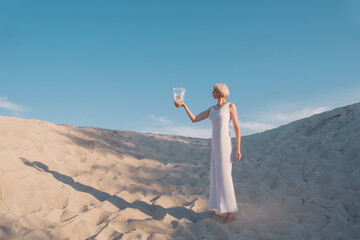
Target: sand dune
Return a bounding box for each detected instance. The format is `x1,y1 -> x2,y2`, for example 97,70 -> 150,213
0,102 -> 359,239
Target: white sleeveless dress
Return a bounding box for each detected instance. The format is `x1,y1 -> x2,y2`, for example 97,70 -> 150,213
208,102 -> 238,213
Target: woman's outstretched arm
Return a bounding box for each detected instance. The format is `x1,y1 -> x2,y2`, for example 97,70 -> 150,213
174,101 -> 210,123
230,103 -> 241,162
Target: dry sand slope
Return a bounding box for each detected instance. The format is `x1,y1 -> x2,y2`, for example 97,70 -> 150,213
0,102 -> 359,240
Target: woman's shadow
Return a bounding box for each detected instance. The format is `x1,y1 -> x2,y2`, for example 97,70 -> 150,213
20,157 -> 211,222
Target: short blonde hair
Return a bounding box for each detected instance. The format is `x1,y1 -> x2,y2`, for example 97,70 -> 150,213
214,83 -> 229,99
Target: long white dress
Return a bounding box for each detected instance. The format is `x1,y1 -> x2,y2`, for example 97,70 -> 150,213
208,102 -> 238,213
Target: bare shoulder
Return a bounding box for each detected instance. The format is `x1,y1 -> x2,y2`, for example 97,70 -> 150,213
229,103 -> 237,110
205,107 -> 211,114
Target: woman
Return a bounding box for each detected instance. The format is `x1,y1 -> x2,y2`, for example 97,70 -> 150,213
174,83 -> 241,223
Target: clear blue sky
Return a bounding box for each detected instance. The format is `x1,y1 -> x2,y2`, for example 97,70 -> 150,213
1,0 -> 359,138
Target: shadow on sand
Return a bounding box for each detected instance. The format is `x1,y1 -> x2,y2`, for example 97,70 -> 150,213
21,158 -> 211,223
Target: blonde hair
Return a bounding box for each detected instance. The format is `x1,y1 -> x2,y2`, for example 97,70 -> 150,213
214,83 -> 229,99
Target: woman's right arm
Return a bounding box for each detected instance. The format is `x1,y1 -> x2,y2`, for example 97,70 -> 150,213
174,101 -> 210,123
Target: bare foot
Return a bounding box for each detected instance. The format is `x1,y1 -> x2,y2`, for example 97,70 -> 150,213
223,213 -> 237,223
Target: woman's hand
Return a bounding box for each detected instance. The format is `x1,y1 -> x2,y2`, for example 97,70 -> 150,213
174,101 -> 185,108
235,148 -> 241,162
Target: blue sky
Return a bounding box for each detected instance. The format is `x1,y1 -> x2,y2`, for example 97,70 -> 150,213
1,0 -> 360,138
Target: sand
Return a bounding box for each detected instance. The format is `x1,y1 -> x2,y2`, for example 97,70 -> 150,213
0,102 -> 359,239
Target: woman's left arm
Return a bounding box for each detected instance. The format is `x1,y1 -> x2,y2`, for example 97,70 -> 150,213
230,103 -> 241,162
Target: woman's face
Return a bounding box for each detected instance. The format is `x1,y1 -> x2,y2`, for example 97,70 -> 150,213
212,88 -> 220,99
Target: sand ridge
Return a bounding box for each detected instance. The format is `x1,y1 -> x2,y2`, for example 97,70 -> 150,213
0,102 -> 360,239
